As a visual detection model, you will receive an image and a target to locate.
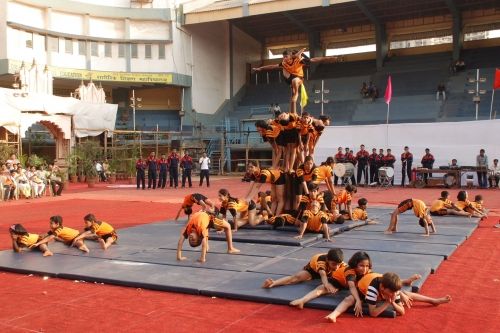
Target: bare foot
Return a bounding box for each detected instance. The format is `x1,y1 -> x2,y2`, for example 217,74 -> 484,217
43,251 -> 53,257
384,230 -> 393,234
432,295 -> 452,306
404,274 -> 422,286
325,314 -> 337,323
289,299 -> 304,309
98,238 -> 106,249
79,245 -> 90,253
228,248 -> 240,254
262,278 -> 274,289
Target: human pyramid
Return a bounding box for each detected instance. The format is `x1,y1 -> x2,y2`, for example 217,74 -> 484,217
172,49 -> 493,320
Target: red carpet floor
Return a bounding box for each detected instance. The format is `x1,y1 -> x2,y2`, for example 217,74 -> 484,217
0,178 -> 499,332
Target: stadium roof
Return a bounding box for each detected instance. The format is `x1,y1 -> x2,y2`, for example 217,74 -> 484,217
184,0 -> 499,40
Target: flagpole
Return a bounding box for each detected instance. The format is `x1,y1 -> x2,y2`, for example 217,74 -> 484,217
490,89 -> 495,120
386,103 -> 390,147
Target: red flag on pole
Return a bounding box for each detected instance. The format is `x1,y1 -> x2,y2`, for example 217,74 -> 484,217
494,68 -> 500,90
384,75 -> 392,104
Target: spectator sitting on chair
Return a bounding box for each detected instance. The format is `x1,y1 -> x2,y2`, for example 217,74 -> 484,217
489,159 -> 500,188
95,160 -> 106,182
48,164 -> 63,196
436,83 -> 446,101
449,159 -> 459,169
360,82 -> 369,98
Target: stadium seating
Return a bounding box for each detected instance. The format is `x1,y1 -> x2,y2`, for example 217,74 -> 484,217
229,47 -> 500,127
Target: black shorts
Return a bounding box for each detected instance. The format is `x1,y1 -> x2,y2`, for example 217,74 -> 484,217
64,236 -> 78,246
283,129 -> 299,145
397,199 -> 413,214
101,232 -> 118,242
248,200 -> 256,211
284,74 -> 303,86
274,172 -> 286,185
300,134 -> 309,145
430,209 -> 448,216
276,132 -> 287,147
303,264 -> 321,279
327,278 -> 344,290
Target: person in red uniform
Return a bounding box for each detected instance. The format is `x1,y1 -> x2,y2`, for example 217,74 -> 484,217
180,151 -> 194,188
421,148 -> 435,184
400,146 -> 413,187
356,144 -> 369,186
383,149 -> 396,185
147,152 -> 158,189
368,148 -> 379,184
334,147 -> 345,186
136,156 -> 146,190
158,153 -> 168,189
345,148 -> 357,185
168,149 -> 181,188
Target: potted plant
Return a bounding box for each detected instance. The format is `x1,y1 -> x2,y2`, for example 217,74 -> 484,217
107,159 -> 118,184
84,160 -> 98,188
126,158 -> 136,184
75,141 -> 103,188
65,152 -> 79,183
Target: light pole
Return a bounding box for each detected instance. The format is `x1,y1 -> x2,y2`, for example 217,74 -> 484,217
130,89 -> 142,131
467,69 -> 487,120
314,79 -> 330,115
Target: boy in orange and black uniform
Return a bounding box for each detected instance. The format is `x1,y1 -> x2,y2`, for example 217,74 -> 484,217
32,215 -> 89,253
72,213 -> 118,250
176,211 -> 239,263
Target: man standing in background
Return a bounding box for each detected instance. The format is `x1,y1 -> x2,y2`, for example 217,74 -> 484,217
158,154 -> 168,189
168,149 -> 180,188
401,146 -> 413,187
421,148 -> 435,184
476,149 -> 488,189
199,152 -> 210,187
147,152 -> 158,189
180,151 -> 193,188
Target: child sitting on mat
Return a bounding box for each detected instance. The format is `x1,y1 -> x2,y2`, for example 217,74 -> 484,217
262,248 -> 345,290
471,194 -> 488,217
430,191 -> 471,217
455,191 -> 486,218
325,272 -> 451,322
31,215 -> 89,253
331,185 -> 356,220
71,214 -> 117,250
385,199 -> 436,236
295,200 -> 331,241
176,211 -> 240,263
9,224 -> 53,257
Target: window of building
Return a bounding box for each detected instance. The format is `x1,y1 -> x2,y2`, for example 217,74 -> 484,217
48,36 -> 59,52
131,44 -> 138,58
145,44 -> 152,59
65,39 -> 73,54
105,42 -> 112,57
118,43 -> 126,58
91,41 -> 99,56
25,32 -> 33,48
390,36 -> 452,50
78,40 -> 86,55
158,43 -> 166,59
464,29 -> 500,41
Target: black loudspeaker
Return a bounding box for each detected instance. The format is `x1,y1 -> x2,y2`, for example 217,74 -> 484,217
171,140 -> 180,149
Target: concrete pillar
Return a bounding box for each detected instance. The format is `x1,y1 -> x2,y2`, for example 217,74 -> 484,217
0,0 -> 7,59
452,14 -> 463,61
308,31 -> 323,58
124,18 -> 131,72
376,24 -> 388,70
229,22 -> 233,97
83,14 -> 91,70
45,7 -> 52,65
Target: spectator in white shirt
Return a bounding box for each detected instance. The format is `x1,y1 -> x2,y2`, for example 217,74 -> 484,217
199,153 -> 210,187
489,159 -> 500,188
